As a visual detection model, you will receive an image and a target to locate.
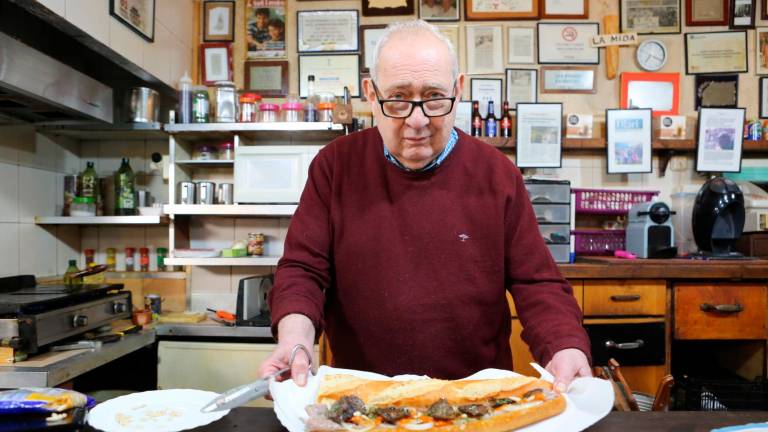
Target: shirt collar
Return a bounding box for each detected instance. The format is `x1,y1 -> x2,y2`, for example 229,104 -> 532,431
383,128 -> 459,172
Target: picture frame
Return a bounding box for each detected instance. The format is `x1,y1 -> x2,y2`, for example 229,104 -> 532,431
730,0 -> 756,28
246,0 -> 286,59
763,0 -> 768,19
659,115 -> 687,139
685,0 -> 728,26
298,54 -> 360,98
203,1 -> 235,42
359,24 -> 387,74
606,108 -> 653,174
694,74 -> 739,109
540,66 -> 596,94
297,10 -> 359,53
620,0 -> 681,34
685,31 -> 748,75
470,78 -> 503,118
507,27 -> 535,64
515,103 -> 563,169
454,101 -> 473,134
696,107 -> 745,172
760,77 -> 768,118
362,0 -> 415,16
756,27 -> 768,75
435,24 -> 461,52
200,43 -> 232,85
541,0 -> 588,19
565,114 -> 594,139
505,69 -> 537,110
466,26 -> 504,74
620,72 -> 680,116
109,0 -> 155,42
464,0 -> 538,20
419,0 -> 460,21
537,22 -> 600,65
244,60 -> 288,97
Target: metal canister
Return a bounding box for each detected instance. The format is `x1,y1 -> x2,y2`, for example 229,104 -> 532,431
216,183 -> 234,205
179,181 -> 196,204
196,181 -> 216,204
137,189 -> 151,207
144,294 -> 162,317
62,175 -> 78,216
213,81 -> 237,123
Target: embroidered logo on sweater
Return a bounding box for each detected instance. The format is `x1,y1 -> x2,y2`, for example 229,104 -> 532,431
458,233 -> 470,242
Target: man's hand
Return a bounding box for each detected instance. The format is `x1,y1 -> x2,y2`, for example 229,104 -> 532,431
545,348 -> 592,393
257,314 -> 315,387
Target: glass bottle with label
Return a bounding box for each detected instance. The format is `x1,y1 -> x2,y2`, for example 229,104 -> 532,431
125,247 -> 135,272
80,162 -> 97,199
63,260 -> 81,286
139,247 -> 150,272
114,158 -> 136,215
484,101 -> 498,138
106,248 -> 116,271
471,101 -> 483,137
500,101 -> 512,138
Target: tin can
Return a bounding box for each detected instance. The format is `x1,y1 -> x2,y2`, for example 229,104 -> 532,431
749,120 -> 763,141
192,86 -> 210,123
145,294 -> 162,316
247,232 -> 265,256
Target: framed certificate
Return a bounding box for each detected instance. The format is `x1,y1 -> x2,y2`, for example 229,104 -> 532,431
686,0 -> 728,26
620,72 -> 680,116
244,60 -> 288,97
298,54 -> 360,98
757,27 -> 768,75
200,43 -> 232,85
685,31 -> 747,75
606,109 -> 653,174
362,0 -> 415,16
540,66 -> 596,94
470,78 -> 503,118
541,0 -> 588,19
730,0 -> 756,29
466,26 -> 504,74
694,74 -> 738,109
297,10 -> 359,53
505,69 -> 537,109
764,0 -> 768,19
359,24 -> 386,74
507,27 -> 535,64
435,25 -> 460,51
419,0 -> 460,21
760,77 -> 768,118
537,22 -> 600,64
515,103 -> 563,169
465,0 -> 538,20
454,101 -> 473,134
620,0 -> 681,34
696,108 -> 745,172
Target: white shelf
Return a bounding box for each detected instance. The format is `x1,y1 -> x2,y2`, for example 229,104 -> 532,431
164,204 -> 296,216
174,159 -> 234,167
164,256 -> 280,266
164,122 -> 343,133
34,216 -> 168,225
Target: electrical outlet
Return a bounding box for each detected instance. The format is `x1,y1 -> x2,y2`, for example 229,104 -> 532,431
669,156 -> 687,172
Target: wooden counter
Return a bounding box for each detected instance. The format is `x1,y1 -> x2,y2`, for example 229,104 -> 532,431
559,257 -> 768,280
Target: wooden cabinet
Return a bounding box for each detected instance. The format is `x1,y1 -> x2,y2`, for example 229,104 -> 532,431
507,281 -> 583,318
674,283 -> 767,340
583,280 -> 666,316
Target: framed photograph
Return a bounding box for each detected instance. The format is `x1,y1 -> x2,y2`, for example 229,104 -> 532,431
298,54 -> 360,98
606,109 -> 653,174
760,78 -> 768,118
435,25 -> 460,51
730,0 -> 756,28
200,43 -> 232,85
505,69 -> 537,109
362,0 -> 415,16
244,60 -> 288,97
620,0 -> 681,34
541,0 -> 588,19
565,114 -> 594,139
659,115 -> 687,139
685,31 -> 747,75
695,74 -> 739,109
537,22 -> 600,64
465,0 -> 538,20
246,0 -> 286,58
359,25 -> 387,74
466,26 -> 504,74
203,1 -> 234,42
540,66 -> 596,94
470,78 -> 503,118
109,0 -> 155,42
764,0 -> 768,19
297,10 -> 358,53
419,0 -> 460,20
686,0 -> 728,26
454,101 -> 473,134
696,108 -> 745,172
620,72 -> 680,116
507,27 -> 535,64
757,28 -> 768,75
515,103 -> 563,168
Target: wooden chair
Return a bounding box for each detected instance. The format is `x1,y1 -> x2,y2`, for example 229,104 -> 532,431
594,358 -> 674,412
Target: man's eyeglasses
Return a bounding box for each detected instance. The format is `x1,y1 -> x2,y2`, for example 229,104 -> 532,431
371,80 -> 457,119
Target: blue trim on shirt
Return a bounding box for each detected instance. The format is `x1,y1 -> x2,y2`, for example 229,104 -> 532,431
383,129 -> 459,172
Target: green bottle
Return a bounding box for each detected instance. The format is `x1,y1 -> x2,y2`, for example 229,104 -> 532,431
63,259 -> 82,286
115,158 -> 136,216
80,161 -> 97,199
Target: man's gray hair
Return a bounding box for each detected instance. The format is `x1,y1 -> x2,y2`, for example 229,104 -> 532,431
370,20 -> 459,82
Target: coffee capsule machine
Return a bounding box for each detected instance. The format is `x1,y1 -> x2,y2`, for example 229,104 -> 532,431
692,177 -> 746,259
626,201 -> 678,258
236,275 -> 273,326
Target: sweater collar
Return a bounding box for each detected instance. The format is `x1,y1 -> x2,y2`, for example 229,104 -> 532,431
382,129 -> 459,172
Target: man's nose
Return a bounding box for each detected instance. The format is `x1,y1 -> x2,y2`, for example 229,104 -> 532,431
405,105 -> 430,129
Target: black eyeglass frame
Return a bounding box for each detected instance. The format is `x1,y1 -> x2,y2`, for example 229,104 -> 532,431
370,80 -> 458,119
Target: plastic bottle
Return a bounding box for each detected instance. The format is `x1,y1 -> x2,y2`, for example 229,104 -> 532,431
179,71 -> 193,123
305,75 -> 318,122
114,158 -> 136,215
63,260 -> 81,286
80,162 -> 97,199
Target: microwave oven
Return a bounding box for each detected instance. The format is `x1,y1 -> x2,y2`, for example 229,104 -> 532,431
234,145 -> 322,203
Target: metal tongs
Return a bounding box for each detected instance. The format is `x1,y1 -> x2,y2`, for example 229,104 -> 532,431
200,344 -> 313,413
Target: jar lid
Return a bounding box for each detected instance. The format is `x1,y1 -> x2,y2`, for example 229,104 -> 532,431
74,197 -> 95,204
214,81 -> 236,87
139,247 -> 149,254
125,247 -> 135,253
106,248 -> 116,253
157,247 -> 168,253
317,102 -> 336,110
259,103 -> 279,111
240,92 -> 262,103
281,102 -> 304,110
219,142 -> 234,149
84,248 -> 95,254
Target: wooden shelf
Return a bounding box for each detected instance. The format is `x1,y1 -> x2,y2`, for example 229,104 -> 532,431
174,159 -> 234,167
164,204 -> 296,216
164,256 -> 280,266
34,216 -> 168,225
480,137 -> 768,153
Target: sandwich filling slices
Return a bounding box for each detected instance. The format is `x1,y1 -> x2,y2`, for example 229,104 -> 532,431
304,374 -> 566,432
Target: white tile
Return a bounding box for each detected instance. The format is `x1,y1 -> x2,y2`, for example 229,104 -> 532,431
190,217 -> 235,250
98,142 -> 146,176
66,0 -> 109,45
141,175 -> 169,206
18,167 -> 57,223
38,0 -> 66,16
17,132 -> 58,171
19,224 -> 58,277
0,223 -> 19,277
145,226 -> 169,271
170,39 -> 193,90
56,225 -> 81,274
55,138 -> 81,174
189,293 -> 238,313
157,0 -> 194,47
80,144 -> 100,173
234,219 -> 283,257
143,22 -> 173,85
0,163 -> 19,223
190,266 -> 231,294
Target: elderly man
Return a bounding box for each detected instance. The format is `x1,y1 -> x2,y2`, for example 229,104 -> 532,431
259,20 -> 591,392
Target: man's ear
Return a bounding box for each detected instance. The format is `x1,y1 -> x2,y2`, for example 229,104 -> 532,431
362,78 -> 377,112
455,73 -> 466,102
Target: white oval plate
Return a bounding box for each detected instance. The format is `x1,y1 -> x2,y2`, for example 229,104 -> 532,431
87,389 -> 229,432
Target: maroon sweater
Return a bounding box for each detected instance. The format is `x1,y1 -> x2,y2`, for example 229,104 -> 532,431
269,127 -> 590,379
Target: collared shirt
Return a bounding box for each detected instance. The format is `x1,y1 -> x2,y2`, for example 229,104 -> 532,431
383,128 -> 459,172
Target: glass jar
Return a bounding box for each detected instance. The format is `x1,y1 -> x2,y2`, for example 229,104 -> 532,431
259,103 -> 279,122
317,102 -> 335,122
213,81 -> 237,123
194,144 -> 217,160
71,197 -> 96,216
156,247 -> 168,271
106,248 -> 116,271
125,247 -> 136,272
247,232 -> 265,256
281,102 -> 304,122
139,247 -> 150,272
239,92 -> 261,123
192,86 -> 210,123
219,142 -> 234,160
84,249 -> 95,268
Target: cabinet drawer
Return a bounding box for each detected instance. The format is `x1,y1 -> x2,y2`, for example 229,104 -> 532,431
674,283 -> 767,340
584,280 -> 666,316
586,322 -> 665,366
525,182 -> 570,204
533,204 -> 570,224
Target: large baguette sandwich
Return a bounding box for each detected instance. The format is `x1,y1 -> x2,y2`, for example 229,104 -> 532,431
305,373 -> 565,431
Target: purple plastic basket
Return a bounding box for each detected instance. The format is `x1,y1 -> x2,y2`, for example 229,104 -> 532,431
573,229 -> 626,255
572,188 -> 659,215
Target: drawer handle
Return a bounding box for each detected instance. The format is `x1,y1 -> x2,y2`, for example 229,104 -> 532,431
610,294 -> 641,302
605,339 -> 644,350
700,303 -> 743,314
